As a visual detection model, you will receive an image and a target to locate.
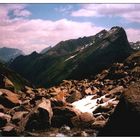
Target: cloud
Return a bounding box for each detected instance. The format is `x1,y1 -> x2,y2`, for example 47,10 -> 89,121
0,4 -> 104,54
0,4 -> 31,19
13,9 -> 31,17
72,9 -> 97,17
1,4 -> 140,55
71,4 -> 140,23
55,5 -> 73,15
126,28 -> 140,42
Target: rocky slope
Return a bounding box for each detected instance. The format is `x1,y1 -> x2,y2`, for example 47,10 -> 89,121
10,27 -> 133,88
99,51 -> 140,136
0,50 -> 139,136
0,47 -> 24,62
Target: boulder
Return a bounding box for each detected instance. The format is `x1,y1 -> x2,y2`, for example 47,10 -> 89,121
12,111 -> 28,124
3,77 -> 14,91
66,90 -> 83,103
99,81 -> 140,136
85,87 -> 93,95
1,124 -> 17,136
71,112 -> 95,128
92,120 -> 106,129
25,98 -> 53,131
53,92 -> 67,102
0,89 -> 20,108
108,86 -> 124,95
52,106 -> 80,127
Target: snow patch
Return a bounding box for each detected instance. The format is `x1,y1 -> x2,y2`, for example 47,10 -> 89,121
72,94 -> 119,114
64,54 -> 77,62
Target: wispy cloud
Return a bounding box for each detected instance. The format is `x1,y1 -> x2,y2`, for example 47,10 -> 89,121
55,5 -> 73,15
71,4 -> 140,23
0,4 -> 31,19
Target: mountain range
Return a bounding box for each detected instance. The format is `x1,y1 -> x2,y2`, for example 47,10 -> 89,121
9,26 -> 133,88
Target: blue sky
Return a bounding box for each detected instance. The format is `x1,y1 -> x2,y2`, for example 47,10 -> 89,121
0,4 -> 140,54
27,4 -> 140,29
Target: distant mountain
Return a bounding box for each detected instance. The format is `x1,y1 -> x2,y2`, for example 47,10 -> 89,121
0,47 -> 24,62
130,41 -> 140,50
9,26 -> 133,88
40,46 -> 52,54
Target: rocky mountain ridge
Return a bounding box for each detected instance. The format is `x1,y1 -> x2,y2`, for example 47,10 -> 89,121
10,26 -> 133,88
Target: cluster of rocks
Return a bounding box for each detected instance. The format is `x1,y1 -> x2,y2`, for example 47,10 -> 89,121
0,51 -> 139,136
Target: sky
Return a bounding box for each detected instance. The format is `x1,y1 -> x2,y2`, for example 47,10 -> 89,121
0,3 -> 140,54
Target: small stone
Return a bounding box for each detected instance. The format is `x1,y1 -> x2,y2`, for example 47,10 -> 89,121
0,89 -> 20,108
85,88 -> 93,95
54,92 -> 66,102
93,105 -> 111,114
95,115 -> 106,121
109,86 -> 124,95
60,125 -> 71,131
80,112 -> 95,122
92,120 -> 106,129
80,131 -> 88,137
100,97 -> 110,103
66,90 -> 83,103
56,133 -> 66,137
0,104 -> 5,112
12,111 -> 28,124
71,112 -> 95,128
0,112 -> 11,127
